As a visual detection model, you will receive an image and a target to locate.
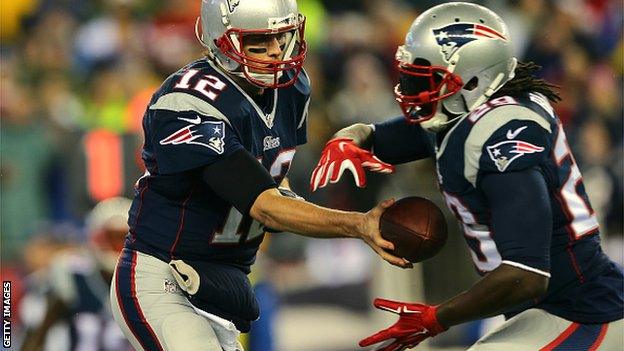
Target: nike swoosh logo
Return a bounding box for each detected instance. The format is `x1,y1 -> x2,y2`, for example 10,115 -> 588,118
178,116 -> 202,124
401,306 -> 424,314
506,126 -> 528,139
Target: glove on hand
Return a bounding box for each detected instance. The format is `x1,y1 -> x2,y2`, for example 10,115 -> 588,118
359,298 -> 447,351
310,138 -> 394,192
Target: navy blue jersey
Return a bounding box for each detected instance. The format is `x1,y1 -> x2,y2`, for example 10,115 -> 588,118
375,93 -> 623,323
126,59 -> 310,272
24,252 -> 131,350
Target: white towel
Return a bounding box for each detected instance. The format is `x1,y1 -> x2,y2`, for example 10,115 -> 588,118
193,306 -> 244,351
169,259 -> 200,295
169,259 -> 244,351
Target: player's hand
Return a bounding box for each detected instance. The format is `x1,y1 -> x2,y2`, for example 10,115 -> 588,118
359,299 -> 447,351
310,138 -> 395,192
360,199 -> 412,269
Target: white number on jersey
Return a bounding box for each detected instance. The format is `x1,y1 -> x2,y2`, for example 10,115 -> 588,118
175,69 -> 227,101
553,123 -> 599,238
442,191 -> 502,272
211,149 -> 297,244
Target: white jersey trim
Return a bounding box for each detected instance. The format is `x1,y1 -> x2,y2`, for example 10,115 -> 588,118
298,96 -> 310,130
150,92 -> 232,127
207,60 -> 278,129
501,260 -> 551,278
463,105 -> 552,187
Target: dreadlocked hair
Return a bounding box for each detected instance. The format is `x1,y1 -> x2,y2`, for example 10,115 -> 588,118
492,61 -> 561,103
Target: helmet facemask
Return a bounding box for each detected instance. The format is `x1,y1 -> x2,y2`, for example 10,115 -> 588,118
395,57 -> 464,125
197,12 -> 307,89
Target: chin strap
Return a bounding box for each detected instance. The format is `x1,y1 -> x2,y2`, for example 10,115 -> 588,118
422,67 -> 514,133
421,109 -> 468,133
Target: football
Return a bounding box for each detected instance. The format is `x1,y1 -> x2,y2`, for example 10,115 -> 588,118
380,196 -> 448,263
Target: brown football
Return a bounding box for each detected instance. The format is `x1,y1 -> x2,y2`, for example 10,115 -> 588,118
380,196 -> 448,263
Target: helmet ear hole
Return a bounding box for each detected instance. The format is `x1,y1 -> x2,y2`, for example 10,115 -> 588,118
463,77 -> 479,91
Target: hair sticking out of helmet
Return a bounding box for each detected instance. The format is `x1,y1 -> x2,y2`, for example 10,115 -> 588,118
197,0 -> 307,89
394,2 -> 517,132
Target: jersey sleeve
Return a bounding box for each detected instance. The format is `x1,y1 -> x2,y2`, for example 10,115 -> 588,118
149,92 -> 245,174
295,69 -> 311,146
296,96 -> 309,145
480,169 -> 552,276
372,116 -> 435,164
464,105 -> 554,187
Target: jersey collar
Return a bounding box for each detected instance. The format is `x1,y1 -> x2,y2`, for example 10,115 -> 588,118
207,60 -> 279,129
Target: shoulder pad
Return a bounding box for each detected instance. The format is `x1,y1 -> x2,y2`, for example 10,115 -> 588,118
155,60 -> 247,124
464,104 -> 553,186
149,92 -> 232,126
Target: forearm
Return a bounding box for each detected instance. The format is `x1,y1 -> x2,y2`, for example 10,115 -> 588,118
250,188 -> 364,238
436,264 -> 548,328
333,123 -> 374,149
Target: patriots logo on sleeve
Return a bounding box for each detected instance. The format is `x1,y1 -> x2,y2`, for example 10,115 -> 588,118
486,140 -> 545,172
432,23 -> 507,62
160,120 -> 226,154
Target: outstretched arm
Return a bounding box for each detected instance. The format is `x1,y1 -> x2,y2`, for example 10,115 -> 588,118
310,117 -> 435,192
202,149 -> 411,268
331,123 -> 375,149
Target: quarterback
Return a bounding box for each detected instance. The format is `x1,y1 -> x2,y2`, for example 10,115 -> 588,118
109,1 -> 409,351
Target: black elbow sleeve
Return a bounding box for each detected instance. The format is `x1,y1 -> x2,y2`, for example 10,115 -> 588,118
202,149 -> 277,214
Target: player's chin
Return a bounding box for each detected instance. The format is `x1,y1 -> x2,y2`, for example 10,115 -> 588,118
248,65 -> 276,74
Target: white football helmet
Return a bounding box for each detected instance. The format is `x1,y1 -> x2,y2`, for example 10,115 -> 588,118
86,197 -> 131,272
394,2 -> 517,132
197,0 -> 307,88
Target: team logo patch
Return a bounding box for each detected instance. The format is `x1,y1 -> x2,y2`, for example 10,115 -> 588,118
164,279 -> 179,293
159,120 -> 226,154
432,23 -> 507,62
486,140 -> 544,172
263,135 -> 280,151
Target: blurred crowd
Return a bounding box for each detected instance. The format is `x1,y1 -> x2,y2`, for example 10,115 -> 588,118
1,0 -> 622,350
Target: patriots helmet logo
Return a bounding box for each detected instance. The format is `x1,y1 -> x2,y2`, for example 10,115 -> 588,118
432,23 -> 507,62
486,140 -> 544,172
160,120 -> 226,154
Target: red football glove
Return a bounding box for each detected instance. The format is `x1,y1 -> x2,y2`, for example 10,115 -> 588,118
359,299 -> 447,351
310,138 -> 395,192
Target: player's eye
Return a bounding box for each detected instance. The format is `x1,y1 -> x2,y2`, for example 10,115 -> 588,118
248,47 -> 268,54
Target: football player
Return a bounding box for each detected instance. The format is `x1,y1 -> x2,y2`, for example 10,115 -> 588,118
310,3 -> 624,350
109,1 -> 409,351
20,197 -> 132,351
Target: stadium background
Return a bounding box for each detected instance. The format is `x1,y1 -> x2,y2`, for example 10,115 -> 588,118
1,0 -> 622,350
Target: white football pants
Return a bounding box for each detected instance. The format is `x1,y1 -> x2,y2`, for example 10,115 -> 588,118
469,308 -> 623,350
110,248 -> 244,351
